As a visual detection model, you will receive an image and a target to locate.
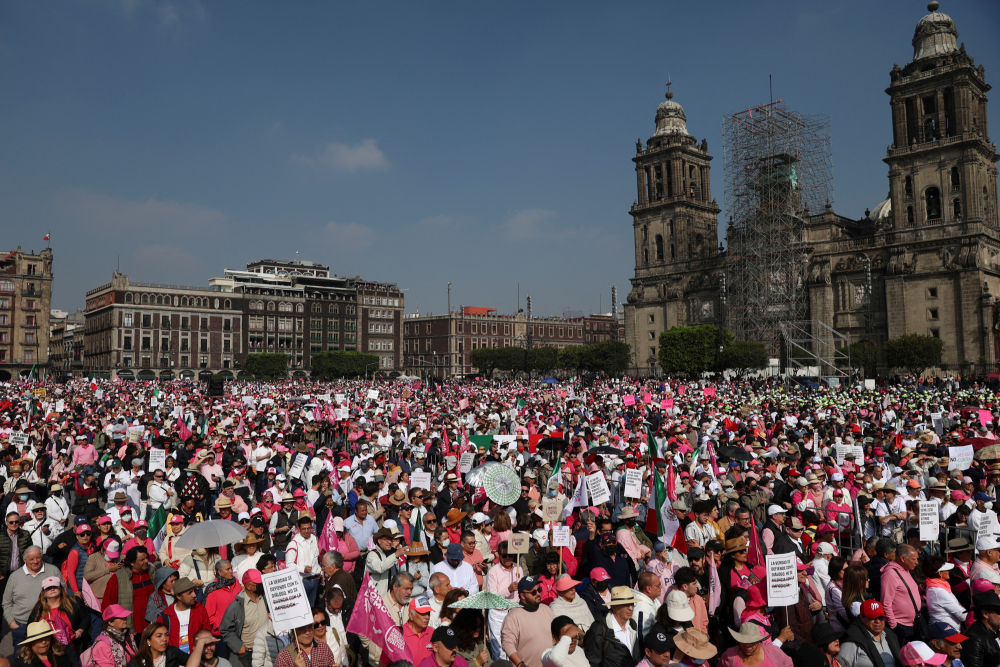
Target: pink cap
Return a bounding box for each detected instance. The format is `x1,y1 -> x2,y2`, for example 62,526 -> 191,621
76,525 -> 92,535
590,567 -> 611,582
293,489 -> 306,498
96,516 -> 112,525
41,577 -> 61,590
408,597 -> 433,613
103,604 -> 132,621
242,569 -> 262,585
135,521 -> 148,528
900,642 -> 946,666
555,577 -> 581,592
332,516 -> 345,531
169,515 -> 185,524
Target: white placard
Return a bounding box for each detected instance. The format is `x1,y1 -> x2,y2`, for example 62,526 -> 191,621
835,446 -> 847,465
460,453 -> 475,474
9,432 -> 28,449
919,501 -> 939,541
336,408 -> 349,420
128,427 -> 143,443
864,379 -> 876,390
260,398 -> 274,405
586,472 -> 611,506
288,454 -> 307,480
851,445 -> 865,462
242,397 -> 255,406
335,394 -> 346,403
367,389 -> 380,400
949,445 -> 974,471
411,472 -> 432,491
624,470 -> 643,498
55,400 -> 65,413
95,390 -> 104,400
551,526 -> 571,548
148,449 -> 166,473
931,413 -> 944,435
150,397 -> 159,407
765,552 -> 799,607
260,569 -> 313,633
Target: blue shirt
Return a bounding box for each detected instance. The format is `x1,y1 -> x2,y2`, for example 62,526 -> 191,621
344,514 -> 378,550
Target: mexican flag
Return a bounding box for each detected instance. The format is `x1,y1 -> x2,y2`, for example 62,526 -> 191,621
147,505 -> 168,542
469,435 -> 493,454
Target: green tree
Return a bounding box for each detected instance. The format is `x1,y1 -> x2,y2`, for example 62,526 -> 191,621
530,347 -> 559,375
884,333 -> 943,377
311,351 -> 380,378
245,353 -> 289,377
470,348 -> 499,378
842,341 -> 879,374
558,346 -> 584,373
589,340 -> 631,376
495,346 -> 527,375
658,325 -> 726,377
720,341 -> 768,377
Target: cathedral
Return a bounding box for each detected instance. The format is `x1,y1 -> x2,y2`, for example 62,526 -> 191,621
624,2 -> 999,376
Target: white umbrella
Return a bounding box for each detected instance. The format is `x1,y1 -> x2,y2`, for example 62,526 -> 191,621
174,519 -> 248,550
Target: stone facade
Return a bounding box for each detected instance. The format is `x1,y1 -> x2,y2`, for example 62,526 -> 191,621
0,247 -> 53,380
625,3 -> 999,375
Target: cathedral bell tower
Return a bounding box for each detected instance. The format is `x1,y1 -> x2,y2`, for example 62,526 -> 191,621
884,1 -> 998,230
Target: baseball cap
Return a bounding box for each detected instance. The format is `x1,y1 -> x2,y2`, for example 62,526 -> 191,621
555,575 -> 581,592
169,515 -> 185,524
817,542 -> 836,555
41,577 -> 60,590
767,505 -> 786,516
590,567 -> 611,582
973,492 -> 996,502
900,641 -> 946,666
75,525 -> 92,535
242,569 -> 262,585
977,535 -> 1000,551
409,597 -> 433,613
642,624 -> 674,653
517,576 -> 539,592
103,604 -> 132,621
861,599 -> 886,619
431,626 -> 459,649
927,622 -> 967,643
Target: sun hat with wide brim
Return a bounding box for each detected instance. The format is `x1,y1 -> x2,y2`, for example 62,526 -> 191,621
445,509 -> 468,527
673,629 -> 717,660
407,541 -> 430,556
20,621 -> 56,645
729,622 -> 768,644
608,586 -> 636,606
618,506 -> 639,520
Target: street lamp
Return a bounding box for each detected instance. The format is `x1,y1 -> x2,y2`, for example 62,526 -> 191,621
365,361 -> 379,381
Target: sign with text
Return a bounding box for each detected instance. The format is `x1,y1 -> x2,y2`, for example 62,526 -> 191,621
410,472 -> 432,491
9,432 -> 28,449
55,400 -> 65,413
459,453 -> 475,474
834,446 -> 847,465
127,427 -> 143,443
261,569 -> 313,633
508,532 -> 529,554
551,526 -> 571,548
586,472 -> 611,506
765,552 -> 799,607
661,399 -> 674,410
148,449 -> 166,473
919,501 -> 939,541
624,469 -> 643,498
622,395 -> 635,406
367,389 -> 380,401
541,501 -> 562,522
949,445 -> 974,471
288,454 -> 307,480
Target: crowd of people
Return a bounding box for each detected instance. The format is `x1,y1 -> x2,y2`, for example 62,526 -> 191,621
0,374 -> 999,667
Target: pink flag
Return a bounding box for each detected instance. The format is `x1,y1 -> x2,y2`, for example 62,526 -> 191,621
442,427 -> 451,454
708,550 -> 722,614
747,515 -> 764,568
391,402 -> 398,424
346,573 -> 413,665
177,415 -> 192,442
317,508 -> 340,554
283,410 -> 291,430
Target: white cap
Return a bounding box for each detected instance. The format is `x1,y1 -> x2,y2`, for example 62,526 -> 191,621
276,474 -> 287,481
977,535 -> 1000,551
938,562 -> 955,573
530,528 -> 549,547
817,542 -> 837,555
471,512 -> 491,525
237,512 -> 250,521
767,505 -> 787,516
666,590 -> 695,621
830,473 -> 844,482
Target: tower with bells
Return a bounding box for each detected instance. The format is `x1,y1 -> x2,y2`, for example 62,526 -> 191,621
625,82 -> 723,376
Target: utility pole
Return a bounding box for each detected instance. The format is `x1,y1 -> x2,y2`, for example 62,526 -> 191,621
447,282 -> 452,379
525,295 -> 533,378
611,286 -> 618,341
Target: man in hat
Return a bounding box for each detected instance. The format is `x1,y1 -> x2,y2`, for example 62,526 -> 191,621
431,542 -> 479,595
838,599 -> 902,667
436,472 -> 463,521
23,503 -> 59,553
927,622 -> 967,667
273,620 -> 337,667
268,492 -> 298,554
502,577 -> 556,667
44,483 -> 69,528
761,505 -> 796,556
403,596 -> 436,666
961,592 -> 1000,667
578,586 -> 640,667
971,535 -> 1000,583
947,538 -> 974,608
158,576 -> 211,653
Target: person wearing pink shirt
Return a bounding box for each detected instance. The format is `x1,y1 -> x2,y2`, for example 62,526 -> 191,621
72,439 -> 97,467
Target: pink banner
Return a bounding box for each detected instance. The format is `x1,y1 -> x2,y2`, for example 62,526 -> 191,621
622,395 -> 636,406
317,508 -> 340,553
642,393 -> 652,404
661,398 -> 674,410
980,409 -> 992,427
678,385 -> 687,396
459,398 -> 469,410
704,387 -> 716,397
346,573 -> 413,664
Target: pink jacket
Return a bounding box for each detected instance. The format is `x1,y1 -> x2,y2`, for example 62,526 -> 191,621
718,644 -> 792,667
72,444 -> 97,467
880,560 -> 921,628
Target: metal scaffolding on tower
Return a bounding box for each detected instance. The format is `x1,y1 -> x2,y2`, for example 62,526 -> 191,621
723,100 -> 833,357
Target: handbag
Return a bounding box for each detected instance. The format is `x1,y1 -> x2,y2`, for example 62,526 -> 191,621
894,570 -> 929,640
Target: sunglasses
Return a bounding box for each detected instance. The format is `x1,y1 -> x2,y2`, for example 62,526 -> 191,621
312,622 -> 327,628
79,531 -> 92,536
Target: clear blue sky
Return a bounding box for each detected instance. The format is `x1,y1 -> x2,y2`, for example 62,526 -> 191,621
2,1 -> 997,317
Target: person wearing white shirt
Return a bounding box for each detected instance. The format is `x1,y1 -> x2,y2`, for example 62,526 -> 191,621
431,544 -> 480,594
23,503 -> 60,552
253,441 -> 272,473
285,514 -> 321,605
147,472 -> 174,514
812,542 -> 836,605
540,620 -> 590,667
44,485 -> 70,528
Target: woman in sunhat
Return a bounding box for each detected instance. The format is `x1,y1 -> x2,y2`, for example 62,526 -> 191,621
718,622 -> 793,667
91,604 -> 139,667
924,555 -> 967,628
28,577 -> 90,657
403,541 -> 432,599
811,623 -> 846,667
232,534 -> 265,582
13,621 -> 74,667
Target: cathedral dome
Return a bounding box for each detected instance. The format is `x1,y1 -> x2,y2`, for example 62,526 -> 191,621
654,83 -> 689,137
867,196 -> 892,222
912,1 -> 958,62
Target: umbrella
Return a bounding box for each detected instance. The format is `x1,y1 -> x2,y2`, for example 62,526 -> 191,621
174,519 -> 248,550
483,465 -> 521,506
465,462 -> 504,488
588,445 -> 624,456
959,437 -> 996,451
535,437 -> 566,454
717,446 -> 753,462
540,377 -> 560,384
975,443 -> 1000,460
449,591 -> 522,610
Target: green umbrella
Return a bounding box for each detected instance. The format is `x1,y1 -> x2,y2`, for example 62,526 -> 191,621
449,591 -> 523,610
483,465 -> 521,506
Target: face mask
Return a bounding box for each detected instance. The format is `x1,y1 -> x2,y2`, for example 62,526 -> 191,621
865,483 -> 873,490
594,581 -> 610,592
194,548 -> 207,556
440,539 -> 450,548
19,494 -> 28,501
691,660 -> 707,665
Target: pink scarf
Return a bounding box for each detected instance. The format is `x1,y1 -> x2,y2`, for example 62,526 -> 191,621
615,528 -> 649,565
926,577 -> 952,593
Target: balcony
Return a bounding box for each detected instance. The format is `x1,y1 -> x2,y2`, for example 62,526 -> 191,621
21,289 -> 40,297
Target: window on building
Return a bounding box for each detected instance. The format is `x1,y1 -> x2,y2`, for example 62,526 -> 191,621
926,187 -> 942,219
180,355 -> 188,367
161,337 -> 169,350
951,167 -> 960,191
200,338 -> 208,352
954,199 -> 962,219
201,318 -> 208,330
124,336 -> 132,350
929,308 -> 939,320
330,305 -> 338,314
928,287 -> 938,299
278,317 -> 293,332
0,280 -> 11,292
223,339 -> 231,352
200,356 -> 208,368
655,235 -> 664,260
930,328 -> 940,339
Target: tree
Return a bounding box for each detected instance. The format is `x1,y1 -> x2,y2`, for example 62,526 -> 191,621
589,340 -> 631,376
245,353 -> 288,377
311,351 -> 380,378
495,346 -> 527,375
720,341 -> 768,377
842,341 -> 879,374
558,346 -> 584,373
469,348 -> 499,378
658,325 -> 726,377
884,333 -> 943,377
530,347 -> 559,375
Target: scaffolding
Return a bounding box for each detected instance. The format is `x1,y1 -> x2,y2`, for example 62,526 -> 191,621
779,320 -> 851,380
723,101 -> 833,356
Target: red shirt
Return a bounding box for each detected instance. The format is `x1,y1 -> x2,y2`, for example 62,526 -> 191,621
403,623 -> 434,666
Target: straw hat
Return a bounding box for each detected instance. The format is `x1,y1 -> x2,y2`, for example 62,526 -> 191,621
19,621 -> 55,646
673,629 -> 717,660
407,541 -> 430,556
608,586 -> 636,606
619,506 -> 638,520
729,622 -> 768,644
389,490 -> 407,506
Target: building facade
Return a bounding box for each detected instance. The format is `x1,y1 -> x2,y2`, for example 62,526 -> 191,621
49,308 -> 84,376
0,247 -> 53,380
625,3 -> 999,375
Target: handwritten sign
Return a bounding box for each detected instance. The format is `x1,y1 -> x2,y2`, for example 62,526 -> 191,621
661,398 -> 674,410
148,449 -> 166,473
765,552 -> 799,607
127,427 -> 143,443
458,398 -> 469,410
460,453 -> 475,474
624,469 -> 643,498
261,569 -> 313,633
367,389 -> 380,401
835,446 -> 847,465
622,395 -> 635,406
9,432 -> 28,449
919,501 -> 939,541
551,526 -> 571,548
508,532 -> 529,554
586,472 -> 611,506
949,445 -> 974,471
541,501 -> 562,522
410,471 -> 432,491
642,393 -> 652,404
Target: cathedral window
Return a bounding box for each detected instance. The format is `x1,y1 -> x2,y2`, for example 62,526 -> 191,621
642,226 -> 647,242
669,220 -> 674,235
905,176 -> 913,197
924,118 -> 936,141
670,244 -> 676,260
643,248 -> 649,265
926,188 -> 942,220
907,206 -> 914,224
951,167 -> 960,191
922,96 -> 936,115
953,199 -> 962,219
655,235 -> 664,261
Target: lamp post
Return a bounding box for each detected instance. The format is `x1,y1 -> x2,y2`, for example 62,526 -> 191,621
365,361 -> 379,381
447,282 -> 452,379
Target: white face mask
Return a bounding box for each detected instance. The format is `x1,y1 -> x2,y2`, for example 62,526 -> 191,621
865,483 -> 873,490
440,539 -> 450,548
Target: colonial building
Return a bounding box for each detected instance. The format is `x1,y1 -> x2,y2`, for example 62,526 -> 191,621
625,2 -> 999,375
0,247 -> 53,380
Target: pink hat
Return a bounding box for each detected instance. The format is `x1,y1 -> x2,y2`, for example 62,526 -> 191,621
292,489 -> 306,498
76,525 -> 92,535
972,579 -> 995,593
103,604 -> 132,621
96,516 -> 112,525
135,521 -> 148,529
169,515 -> 185,524
590,567 -> 611,582
332,516 -> 345,531
241,569 -> 262,585
41,577 -> 60,590
900,642 -> 946,666
952,491 -> 968,501
555,576 -> 581,592
746,583 -> 767,608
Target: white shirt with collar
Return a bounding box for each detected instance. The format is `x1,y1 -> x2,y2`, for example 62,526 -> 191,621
608,611 -> 635,652
430,559 -> 479,594
285,531 -> 320,576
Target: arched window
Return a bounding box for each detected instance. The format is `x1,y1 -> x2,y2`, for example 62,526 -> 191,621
330,305 -> 339,314
951,167 -> 960,191
140,294 -> 148,304
905,176 -> 913,197
155,296 -> 162,305
642,227 -> 647,242
295,304 -> 304,313
124,293 -> 133,303
180,297 -> 187,306
670,244 -> 676,259
642,248 -> 649,265
267,302 -> 275,311
954,199 -> 962,219
907,206 -> 915,224
279,302 -> 292,313
926,187 -> 942,219
669,220 -> 674,235
224,299 -> 231,309
655,235 -> 664,261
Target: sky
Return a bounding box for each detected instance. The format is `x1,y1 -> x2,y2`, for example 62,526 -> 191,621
2,1 -> 998,319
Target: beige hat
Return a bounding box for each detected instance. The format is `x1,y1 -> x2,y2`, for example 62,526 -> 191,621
608,586 -> 636,606
19,621 -> 55,646
729,622 -> 768,644
673,629 -> 717,660
619,506 -> 639,520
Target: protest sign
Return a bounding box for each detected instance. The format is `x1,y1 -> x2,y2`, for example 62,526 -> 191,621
703,387 -> 716,397
55,400 -> 65,413
335,393 -> 346,403
148,449 -> 166,473
410,472 -> 432,491
642,393 -> 652,404
542,501 -> 562,522
128,427 -> 143,443
931,412 -> 944,435
288,455 -> 307,480
949,445 -> 974,471
460,453 -> 475,474
765,552 -> 799,607
981,409 -> 992,427
150,397 -> 159,407
622,395 -> 635,406
508,532 -> 529,554
95,390 -> 103,400
261,569 -> 313,633
661,398 -> 674,410
624,469 -> 643,498
919,501 -> 939,541
851,445 -> 865,461
336,408 -> 349,420
834,446 -> 847,465
864,379 -> 876,390
586,472 -> 611,506
367,389 -> 380,401
551,526 -> 571,548
9,432 -> 28,449
458,398 -> 469,410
